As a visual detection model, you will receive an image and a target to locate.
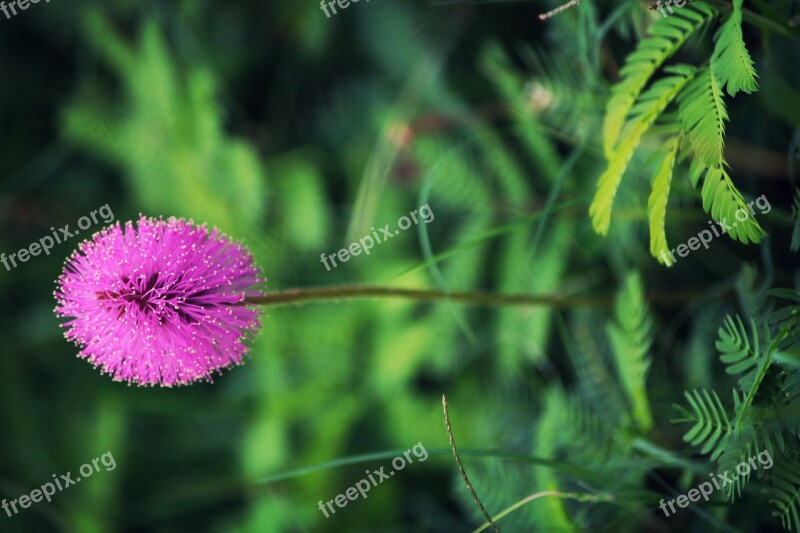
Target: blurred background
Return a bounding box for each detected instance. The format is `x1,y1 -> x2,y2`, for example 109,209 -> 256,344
1,0 -> 799,531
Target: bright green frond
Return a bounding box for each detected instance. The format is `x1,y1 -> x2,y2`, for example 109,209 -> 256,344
591,66 -> 696,235
678,67 -> 728,168
602,2 -> 716,157
648,136 -> 680,265
699,166 -> 767,244
711,0 -> 758,97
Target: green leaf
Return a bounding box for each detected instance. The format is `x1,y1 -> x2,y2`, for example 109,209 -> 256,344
717,315 -> 761,389
678,67 -> 728,168
699,166 -> 767,244
591,66 -> 696,234
602,2 -> 716,157
676,388 -> 731,458
608,272 -> 654,431
647,136 -> 680,265
769,457 -> 800,531
711,0 -> 758,97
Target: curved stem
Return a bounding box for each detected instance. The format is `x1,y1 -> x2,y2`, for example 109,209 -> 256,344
443,394 -> 499,533
471,490 -> 612,533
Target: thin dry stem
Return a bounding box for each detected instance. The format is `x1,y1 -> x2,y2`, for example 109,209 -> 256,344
442,394 -> 500,533
539,0 -> 582,21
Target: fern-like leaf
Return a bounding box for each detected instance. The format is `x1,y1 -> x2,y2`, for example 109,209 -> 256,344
608,272 -> 654,431
602,2 -> 716,157
647,135 -> 680,264
769,456 -> 800,531
683,156 -> 706,190
699,166 -> 767,244
769,291 -> 800,362
678,67 -> 728,168
781,368 -> 800,408
591,66 -> 696,234
716,414 -> 757,501
717,314 -> 762,390
711,0 -> 758,97
675,388 -> 732,458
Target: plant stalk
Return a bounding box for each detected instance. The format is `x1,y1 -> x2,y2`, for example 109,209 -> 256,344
246,284 -> 714,308
246,285 -> 606,308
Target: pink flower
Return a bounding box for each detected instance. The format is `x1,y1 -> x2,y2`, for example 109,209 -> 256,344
54,216 -> 265,387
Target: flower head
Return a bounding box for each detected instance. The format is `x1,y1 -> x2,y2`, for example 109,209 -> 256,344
55,216 -> 265,387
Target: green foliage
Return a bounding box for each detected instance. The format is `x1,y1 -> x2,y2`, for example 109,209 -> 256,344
2,0 -> 798,531
679,67 -> 728,168
62,13 -> 266,237
712,0 -> 759,96
594,0 -> 768,260
674,288 -> 800,512
590,65 -> 695,234
675,388 -> 731,458
530,390 -> 581,529
717,315 -> 761,388
608,272 -> 653,431
700,166 -> 766,243
602,3 -> 716,158
647,134 -> 679,261
769,456 -> 800,531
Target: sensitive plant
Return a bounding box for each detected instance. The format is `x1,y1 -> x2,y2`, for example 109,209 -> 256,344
50,214 -> 800,530
13,0 -> 800,531
54,216 -> 266,386
52,216 -> 596,387
589,0 -> 795,264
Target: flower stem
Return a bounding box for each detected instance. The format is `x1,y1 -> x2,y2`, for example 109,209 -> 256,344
246,284 -> 710,308
246,285 -> 606,308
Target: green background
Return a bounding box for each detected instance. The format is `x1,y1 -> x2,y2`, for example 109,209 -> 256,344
1,0 -> 799,531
